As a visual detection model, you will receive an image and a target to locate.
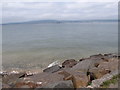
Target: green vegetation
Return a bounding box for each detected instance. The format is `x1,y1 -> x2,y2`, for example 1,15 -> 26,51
100,74 -> 120,88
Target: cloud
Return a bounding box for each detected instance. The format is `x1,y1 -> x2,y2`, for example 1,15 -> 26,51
2,2 -> 118,23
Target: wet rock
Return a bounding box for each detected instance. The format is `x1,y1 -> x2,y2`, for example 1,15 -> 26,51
43,65 -> 61,73
62,59 -> 77,68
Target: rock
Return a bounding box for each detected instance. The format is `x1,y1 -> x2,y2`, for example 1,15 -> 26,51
43,65 -> 61,73
79,58 -> 85,61
58,69 -> 89,88
104,53 -> 118,59
72,59 -> 94,72
94,63 -> 99,67
72,73 -> 89,88
90,70 -> 118,88
89,67 -> 111,79
36,80 -> 74,89
0,71 -> 8,76
2,83 -> 11,88
90,54 -> 104,59
80,54 -> 103,61
14,80 -> 42,88
59,59 -> 101,88
109,83 -> 118,88
2,72 -> 27,87
98,58 -> 118,72
47,61 -> 60,68
2,53 -> 118,89
14,72 -> 64,88
19,85 -> 32,88
89,57 -> 118,79
62,59 -> 77,68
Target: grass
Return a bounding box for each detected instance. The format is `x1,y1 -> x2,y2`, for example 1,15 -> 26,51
100,74 -> 120,88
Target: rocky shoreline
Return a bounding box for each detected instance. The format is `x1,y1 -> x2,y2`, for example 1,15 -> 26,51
1,53 -> 119,89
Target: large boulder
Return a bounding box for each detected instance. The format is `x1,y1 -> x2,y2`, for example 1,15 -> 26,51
98,58 -> 118,72
72,59 -> 95,72
59,59 -> 100,88
43,65 -> 61,73
58,69 -> 89,88
62,59 -> 77,68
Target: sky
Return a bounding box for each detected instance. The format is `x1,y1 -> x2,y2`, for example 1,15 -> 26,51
1,1 -> 118,23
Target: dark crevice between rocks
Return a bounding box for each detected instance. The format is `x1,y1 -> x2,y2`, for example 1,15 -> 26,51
87,69 -> 97,86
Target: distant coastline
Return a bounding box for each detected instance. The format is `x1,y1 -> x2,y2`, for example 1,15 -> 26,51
1,19 -> 118,25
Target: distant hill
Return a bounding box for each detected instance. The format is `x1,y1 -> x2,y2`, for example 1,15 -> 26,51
2,19 -> 118,25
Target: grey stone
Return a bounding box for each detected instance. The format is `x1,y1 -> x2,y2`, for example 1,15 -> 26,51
43,65 -> 61,73
35,80 -> 74,90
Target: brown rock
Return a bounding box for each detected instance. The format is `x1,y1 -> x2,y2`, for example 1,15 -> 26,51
89,68 -> 111,79
2,72 -> 27,87
62,59 -> 77,68
90,54 -> 104,59
89,57 -> 118,79
104,53 -> 118,59
14,72 -> 64,88
94,63 -> 99,67
58,69 -> 89,88
15,80 -> 42,88
72,73 -> 89,88
98,58 -> 118,72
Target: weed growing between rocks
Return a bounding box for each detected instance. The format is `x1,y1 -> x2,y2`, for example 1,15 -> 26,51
100,74 -> 120,88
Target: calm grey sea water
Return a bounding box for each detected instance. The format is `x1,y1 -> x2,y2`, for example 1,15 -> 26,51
2,23 -> 118,70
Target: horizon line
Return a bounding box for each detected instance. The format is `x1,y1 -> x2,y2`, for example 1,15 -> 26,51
1,19 -> 118,25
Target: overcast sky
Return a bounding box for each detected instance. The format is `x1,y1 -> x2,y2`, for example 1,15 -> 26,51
2,2 -> 118,23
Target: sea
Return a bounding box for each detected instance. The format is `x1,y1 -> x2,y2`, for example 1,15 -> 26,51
2,22 -> 118,71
